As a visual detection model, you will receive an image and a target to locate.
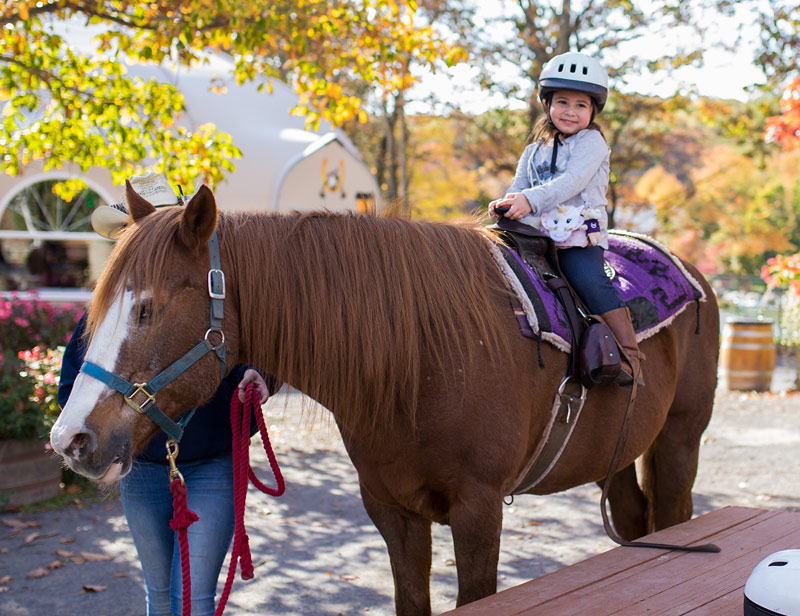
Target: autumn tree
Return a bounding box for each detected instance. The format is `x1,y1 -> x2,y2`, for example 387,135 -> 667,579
764,77 -> 800,151
0,1 -> 454,197
754,1 -> 799,87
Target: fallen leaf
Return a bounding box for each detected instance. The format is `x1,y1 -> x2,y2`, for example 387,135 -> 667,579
56,549 -> 74,558
80,552 -> 114,562
65,484 -> 81,494
338,575 -> 359,581
70,557 -> 85,565
0,548 -> 7,553
26,568 -> 48,578
24,531 -> 58,543
2,518 -> 39,529
59,538 -> 76,544
0,575 -> 10,584
46,560 -> 63,570
82,584 -> 107,593
0,586 -> 8,593
113,573 -> 128,578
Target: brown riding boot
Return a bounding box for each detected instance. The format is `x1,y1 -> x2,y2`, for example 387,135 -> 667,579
601,306 -> 645,388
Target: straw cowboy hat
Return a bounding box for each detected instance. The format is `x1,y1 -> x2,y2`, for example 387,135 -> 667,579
91,172 -> 183,239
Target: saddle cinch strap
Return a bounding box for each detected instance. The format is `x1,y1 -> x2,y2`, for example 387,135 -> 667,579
80,232 -> 227,442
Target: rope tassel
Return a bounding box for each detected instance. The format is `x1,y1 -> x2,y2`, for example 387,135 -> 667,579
170,477 -> 199,616
170,480 -> 200,531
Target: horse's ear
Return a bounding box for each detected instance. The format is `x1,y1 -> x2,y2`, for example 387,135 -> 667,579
126,180 -> 157,221
179,185 -> 218,250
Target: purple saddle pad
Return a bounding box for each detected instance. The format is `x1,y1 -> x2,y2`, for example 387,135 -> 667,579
497,231 -> 706,350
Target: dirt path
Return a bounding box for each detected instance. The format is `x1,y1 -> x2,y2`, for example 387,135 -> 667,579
2,385 -> 799,616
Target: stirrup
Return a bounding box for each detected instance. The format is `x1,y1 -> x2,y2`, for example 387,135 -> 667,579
614,362 -> 644,388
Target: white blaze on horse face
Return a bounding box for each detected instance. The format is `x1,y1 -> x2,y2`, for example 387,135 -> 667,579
50,290 -> 136,455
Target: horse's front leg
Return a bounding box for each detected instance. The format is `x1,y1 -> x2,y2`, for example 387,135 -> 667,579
450,487 -> 503,606
359,484 -> 433,616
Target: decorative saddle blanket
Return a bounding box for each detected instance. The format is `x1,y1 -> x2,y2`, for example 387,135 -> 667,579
487,230 -> 708,352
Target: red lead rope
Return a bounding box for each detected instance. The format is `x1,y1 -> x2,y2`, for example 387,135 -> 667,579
214,382 -> 286,616
169,477 -> 199,616
170,383 -> 286,616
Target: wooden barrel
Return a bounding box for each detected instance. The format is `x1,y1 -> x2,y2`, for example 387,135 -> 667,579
719,319 -> 776,392
0,440 -> 62,506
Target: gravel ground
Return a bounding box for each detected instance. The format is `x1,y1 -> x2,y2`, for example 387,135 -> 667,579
2,369 -> 799,616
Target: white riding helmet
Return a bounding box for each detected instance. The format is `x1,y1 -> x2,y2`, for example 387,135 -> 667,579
538,51 -> 609,111
744,549 -> 800,616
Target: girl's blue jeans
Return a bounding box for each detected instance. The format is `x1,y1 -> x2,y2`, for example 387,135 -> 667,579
120,456 -> 235,616
558,245 -> 624,315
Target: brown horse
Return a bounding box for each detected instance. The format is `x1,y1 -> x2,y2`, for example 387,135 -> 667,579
50,185 -> 719,615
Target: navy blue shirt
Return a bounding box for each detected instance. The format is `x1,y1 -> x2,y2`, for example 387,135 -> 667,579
58,314 -> 274,464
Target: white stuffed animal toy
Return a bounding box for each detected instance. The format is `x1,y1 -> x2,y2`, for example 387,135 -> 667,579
540,204 -> 585,242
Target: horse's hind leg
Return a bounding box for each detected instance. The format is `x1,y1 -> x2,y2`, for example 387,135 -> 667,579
641,385 -> 714,530
449,489 -> 503,606
599,461 -> 648,540
359,485 -> 433,616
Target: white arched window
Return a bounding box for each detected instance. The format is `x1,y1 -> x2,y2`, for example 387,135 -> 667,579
0,177 -> 113,301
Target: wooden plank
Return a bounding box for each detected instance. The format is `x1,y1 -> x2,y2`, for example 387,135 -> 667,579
519,509 -> 788,615
604,511 -> 800,615
440,507 -> 775,616
683,589 -> 745,615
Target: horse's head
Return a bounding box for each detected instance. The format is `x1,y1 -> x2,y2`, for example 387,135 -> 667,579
50,183 -> 239,483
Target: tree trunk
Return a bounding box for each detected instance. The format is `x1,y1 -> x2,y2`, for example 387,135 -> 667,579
396,90 -> 409,215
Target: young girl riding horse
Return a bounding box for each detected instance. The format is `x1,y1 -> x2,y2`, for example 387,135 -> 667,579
489,50 -> 643,386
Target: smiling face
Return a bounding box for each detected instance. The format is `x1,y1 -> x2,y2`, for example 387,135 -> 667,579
548,90 -> 594,136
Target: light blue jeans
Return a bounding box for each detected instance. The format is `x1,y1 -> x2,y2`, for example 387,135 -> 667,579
120,456 -> 235,616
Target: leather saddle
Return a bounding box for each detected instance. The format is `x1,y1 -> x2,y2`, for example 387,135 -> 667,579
489,214 -> 620,389
490,216 -> 559,279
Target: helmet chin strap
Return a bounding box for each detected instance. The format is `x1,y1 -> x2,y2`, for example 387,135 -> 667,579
547,117 -> 562,175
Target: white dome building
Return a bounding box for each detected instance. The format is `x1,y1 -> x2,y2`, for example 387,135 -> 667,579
0,27 -> 380,303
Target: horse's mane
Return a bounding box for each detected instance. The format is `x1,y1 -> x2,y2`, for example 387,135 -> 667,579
88,208 -> 514,436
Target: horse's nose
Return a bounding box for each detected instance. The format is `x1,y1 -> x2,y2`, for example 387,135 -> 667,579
64,432 -> 95,461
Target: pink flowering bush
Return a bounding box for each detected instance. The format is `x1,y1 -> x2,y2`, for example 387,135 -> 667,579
0,293 -> 82,353
761,252 -> 800,296
0,347 -> 64,440
761,252 -> 800,352
0,294 -> 82,441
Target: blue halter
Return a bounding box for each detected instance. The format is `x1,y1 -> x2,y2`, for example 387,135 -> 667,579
80,232 -> 227,442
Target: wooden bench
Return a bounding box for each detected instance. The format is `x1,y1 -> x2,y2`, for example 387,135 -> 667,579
441,506 -> 800,615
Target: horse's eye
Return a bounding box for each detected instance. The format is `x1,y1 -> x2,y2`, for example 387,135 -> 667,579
136,301 -> 153,324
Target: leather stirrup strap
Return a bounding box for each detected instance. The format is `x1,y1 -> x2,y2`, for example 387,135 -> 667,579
546,277 -> 585,377
599,375 -> 720,553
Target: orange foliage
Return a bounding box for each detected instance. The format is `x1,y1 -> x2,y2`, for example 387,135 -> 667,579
764,77 -> 800,150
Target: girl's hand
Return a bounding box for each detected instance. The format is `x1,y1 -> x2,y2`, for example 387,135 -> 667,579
488,199 -> 503,220
489,194 -> 532,221
503,193 -> 532,220
237,368 -> 271,404
489,195 -> 514,220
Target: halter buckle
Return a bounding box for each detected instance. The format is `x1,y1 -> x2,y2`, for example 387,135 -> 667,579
124,382 -> 156,415
208,268 -> 226,300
